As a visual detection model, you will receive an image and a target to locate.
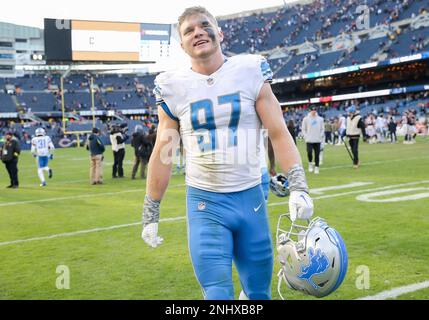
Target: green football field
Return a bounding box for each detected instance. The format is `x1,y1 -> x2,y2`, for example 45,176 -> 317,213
0,137 -> 428,300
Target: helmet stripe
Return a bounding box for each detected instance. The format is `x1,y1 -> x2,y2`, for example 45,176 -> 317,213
327,228 -> 348,293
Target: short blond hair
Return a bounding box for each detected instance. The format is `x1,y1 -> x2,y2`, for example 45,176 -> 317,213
177,6 -> 218,35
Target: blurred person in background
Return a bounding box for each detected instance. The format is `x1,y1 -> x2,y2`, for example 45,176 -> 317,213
1,132 -> 21,188
86,127 -> 105,185
287,119 -> 297,145
110,124 -> 128,178
131,125 -> 153,179
302,106 -> 324,174
346,106 -> 366,169
388,116 -> 397,143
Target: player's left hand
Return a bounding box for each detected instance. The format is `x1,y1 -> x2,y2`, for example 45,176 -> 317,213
49,154 -> 54,160
289,191 -> 314,222
141,223 -> 164,248
33,154 -> 37,158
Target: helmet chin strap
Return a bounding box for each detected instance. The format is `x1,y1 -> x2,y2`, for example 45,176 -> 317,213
277,269 -> 287,300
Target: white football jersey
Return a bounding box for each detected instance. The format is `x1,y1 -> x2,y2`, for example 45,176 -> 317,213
154,54 -> 273,192
31,136 -> 54,157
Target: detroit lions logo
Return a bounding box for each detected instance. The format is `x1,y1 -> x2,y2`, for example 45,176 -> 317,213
297,248 -> 329,289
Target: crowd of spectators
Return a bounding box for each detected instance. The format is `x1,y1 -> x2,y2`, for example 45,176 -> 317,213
282,92 -> 429,138
220,0 -> 427,54
2,72 -> 157,114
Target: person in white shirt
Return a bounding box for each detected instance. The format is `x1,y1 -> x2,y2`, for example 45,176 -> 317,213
345,106 -> 366,168
31,128 -> 55,187
109,124 -> 127,178
375,114 -> 386,143
301,106 -> 324,174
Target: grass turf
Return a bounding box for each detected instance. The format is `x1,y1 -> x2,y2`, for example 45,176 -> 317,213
0,136 -> 428,299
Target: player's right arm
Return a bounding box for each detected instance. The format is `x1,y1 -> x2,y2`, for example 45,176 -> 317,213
256,83 -> 313,222
142,105 -> 180,248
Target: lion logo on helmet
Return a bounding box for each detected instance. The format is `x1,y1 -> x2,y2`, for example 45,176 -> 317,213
297,247 -> 330,290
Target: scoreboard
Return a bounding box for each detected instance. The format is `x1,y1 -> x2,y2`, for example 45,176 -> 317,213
44,18 -> 171,63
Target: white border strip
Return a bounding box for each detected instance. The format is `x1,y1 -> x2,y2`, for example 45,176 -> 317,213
0,216 -> 185,247
0,183 -> 186,207
269,180 -> 429,206
357,280 -> 429,300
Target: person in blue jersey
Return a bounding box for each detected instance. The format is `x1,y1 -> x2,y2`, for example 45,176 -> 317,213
141,6 -> 314,300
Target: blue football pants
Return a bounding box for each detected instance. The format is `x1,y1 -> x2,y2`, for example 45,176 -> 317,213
186,184 -> 273,300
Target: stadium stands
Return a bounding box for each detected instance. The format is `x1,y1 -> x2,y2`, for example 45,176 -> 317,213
387,26 -> 429,57
219,0 -> 429,78
0,93 -> 16,112
0,73 -> 157,113
1,0 -> 428,149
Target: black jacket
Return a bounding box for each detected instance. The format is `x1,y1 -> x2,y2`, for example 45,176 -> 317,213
87,134 -> 105,156
131,132 -> 153,160
1,137 -> 21,162
388,121 -> 397,132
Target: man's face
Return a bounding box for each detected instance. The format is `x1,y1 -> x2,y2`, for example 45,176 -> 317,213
5,134 -> 12,141
180,14 -> 223,59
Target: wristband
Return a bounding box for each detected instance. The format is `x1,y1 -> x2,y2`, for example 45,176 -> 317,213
143,194 -> 161,226
286,164 -> 309,194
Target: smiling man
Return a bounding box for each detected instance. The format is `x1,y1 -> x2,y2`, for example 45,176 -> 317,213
140,6 -> 314,300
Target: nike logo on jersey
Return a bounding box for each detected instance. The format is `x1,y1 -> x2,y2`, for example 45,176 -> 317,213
253,203 -> 262,212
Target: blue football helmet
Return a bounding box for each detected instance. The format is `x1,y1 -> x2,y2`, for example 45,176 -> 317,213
276,214 -> 348,298
270,174 -> 290,197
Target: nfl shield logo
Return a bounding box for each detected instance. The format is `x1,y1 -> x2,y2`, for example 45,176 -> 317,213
198,202 -> 206,210
207,78 -> 214,85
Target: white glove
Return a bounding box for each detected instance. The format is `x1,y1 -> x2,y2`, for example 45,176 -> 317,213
141,223 -> 164,248
289,191 -> 314,222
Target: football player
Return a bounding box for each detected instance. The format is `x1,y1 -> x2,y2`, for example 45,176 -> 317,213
31,128 -> 54,187
141,6 -> 313,300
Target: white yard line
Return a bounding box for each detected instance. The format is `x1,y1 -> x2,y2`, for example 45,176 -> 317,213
357,280 -> 429,300
268,180 -> 429,206
311,182 -> 374,194
1,178 -> 428,300
2,178 -> 427,210
0,183 -> 187,207
322,155 -> 429,170
0,189 -> 145,207
2,180 -> 428,245
0,216 -> 185,247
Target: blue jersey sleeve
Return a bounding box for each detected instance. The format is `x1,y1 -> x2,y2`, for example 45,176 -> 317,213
153,74 -> 179,122
260,57 -> 273,83
253,55 -> 273,99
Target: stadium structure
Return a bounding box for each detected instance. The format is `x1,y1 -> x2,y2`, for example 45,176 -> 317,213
0,0 -> 428,148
